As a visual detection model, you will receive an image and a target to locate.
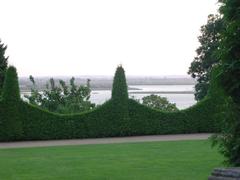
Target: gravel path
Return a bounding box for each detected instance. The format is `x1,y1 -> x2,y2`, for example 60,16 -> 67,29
0,133 -> 212,149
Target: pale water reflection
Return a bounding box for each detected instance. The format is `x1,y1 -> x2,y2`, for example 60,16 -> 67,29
90,85 -> 196,109
21,85 -> 196,110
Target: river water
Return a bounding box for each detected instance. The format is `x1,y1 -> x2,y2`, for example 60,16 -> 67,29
90,85 -> 196,109
21,85 -> 196,110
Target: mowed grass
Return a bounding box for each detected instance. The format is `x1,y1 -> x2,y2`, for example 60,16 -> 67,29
0,140 -> 224,180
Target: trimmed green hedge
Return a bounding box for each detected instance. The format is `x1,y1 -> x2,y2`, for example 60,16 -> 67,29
0,66 -> 230,141
128,98 -> 220,135
0,95 -> 225,141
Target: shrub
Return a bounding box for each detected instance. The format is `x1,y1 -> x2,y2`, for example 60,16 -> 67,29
0,66 -> 23,141
141,94 -> 178,112
25,76 -> 95,114
0,95 -> 225,141
2,66 -> 20,102
111,65 -> 130,135
0,66 -> 230,141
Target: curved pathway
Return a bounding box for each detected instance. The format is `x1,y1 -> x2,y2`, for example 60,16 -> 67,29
0,133 -> 212,149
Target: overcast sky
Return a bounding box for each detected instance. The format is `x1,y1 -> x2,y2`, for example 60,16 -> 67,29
0,0 -> 219,77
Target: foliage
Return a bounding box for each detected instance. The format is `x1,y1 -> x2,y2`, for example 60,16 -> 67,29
188,14 -> 223,101
217,0 -> 240,104
111,65 -> 129,101
24,76 -> 95,114
2,66 -> 20,102
0,94 -> 223,141
211,102 -> 239,166
128,97 -> 221,135
142,94 -> 178,112
0,40 -> 8,94
0,66 -> 23,141
211,0 -> 240,166
111,65 -> 130,135
0,66 -> 229,141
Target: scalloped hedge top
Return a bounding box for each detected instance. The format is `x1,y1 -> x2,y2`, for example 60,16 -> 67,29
0,66 -> 230,141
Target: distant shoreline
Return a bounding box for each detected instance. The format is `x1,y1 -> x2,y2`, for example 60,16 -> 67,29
129,91 -> 194,94
20,87 -> 141,93
19,76 -> 196,92
21,90 -> 194,95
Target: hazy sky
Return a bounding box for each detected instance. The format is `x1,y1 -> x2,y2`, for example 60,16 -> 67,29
0,0 -> 219,77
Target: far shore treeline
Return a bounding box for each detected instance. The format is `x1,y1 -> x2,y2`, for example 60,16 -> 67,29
19,76 -> 196,92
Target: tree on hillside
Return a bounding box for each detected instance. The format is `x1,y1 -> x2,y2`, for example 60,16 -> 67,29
188,14 -> 223,101
25,76 -> 95,114
141,94 -> 178,112
0,40 -> 8,93
212,0 -> 240,166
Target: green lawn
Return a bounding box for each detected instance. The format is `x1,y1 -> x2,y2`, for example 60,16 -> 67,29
0,140 -> 224,180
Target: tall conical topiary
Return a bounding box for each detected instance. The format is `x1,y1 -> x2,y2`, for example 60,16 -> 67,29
0,66 -> 22,141
111,65 -> 130,135
2,66 -> 20,102
111,65 -> 129,101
